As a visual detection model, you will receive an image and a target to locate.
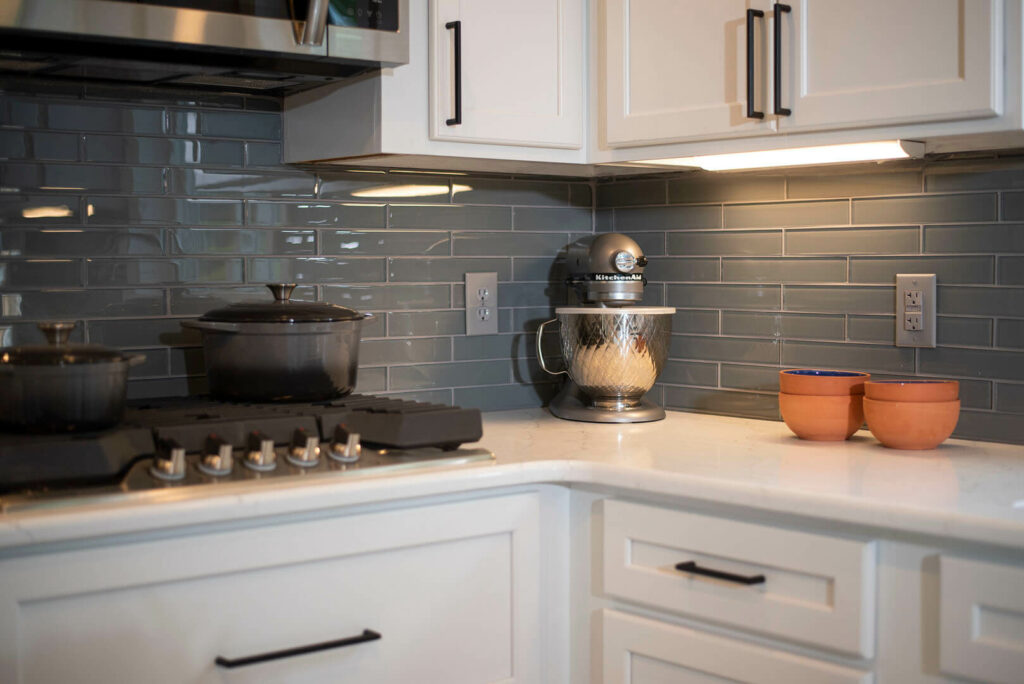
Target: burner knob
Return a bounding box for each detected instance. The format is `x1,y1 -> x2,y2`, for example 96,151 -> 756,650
244,430 -> 277,471
150,438 -> 186,481
329,424 -> 361,463
198,434 -> 234,476
287,428 -> 320,467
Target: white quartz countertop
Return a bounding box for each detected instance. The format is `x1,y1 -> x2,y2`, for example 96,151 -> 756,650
2,409 -> 1023,551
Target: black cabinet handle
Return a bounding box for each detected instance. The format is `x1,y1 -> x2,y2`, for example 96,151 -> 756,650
445,20 -> 462,126
215,629 -> 381,669
675,561 -> 766,586
773,3 -> 792,116
746,9 -> 765,120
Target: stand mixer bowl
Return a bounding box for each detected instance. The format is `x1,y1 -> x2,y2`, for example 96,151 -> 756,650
538,307 -> 674,409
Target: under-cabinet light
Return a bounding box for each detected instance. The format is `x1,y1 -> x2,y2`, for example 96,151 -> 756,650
633,140 -> 925,171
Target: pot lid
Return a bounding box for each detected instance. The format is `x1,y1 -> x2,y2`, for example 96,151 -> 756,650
198,284 -> 364,323
0,322 -> 130,366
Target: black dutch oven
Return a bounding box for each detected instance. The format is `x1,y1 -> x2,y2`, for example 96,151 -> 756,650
0,322 -> 145,432
181,283 -> 369,402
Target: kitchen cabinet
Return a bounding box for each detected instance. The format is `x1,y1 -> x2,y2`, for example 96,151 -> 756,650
429,0 -> 583,148
0,492 -> 552,684
600,0 -> 1007,150
601,0 -> 776,147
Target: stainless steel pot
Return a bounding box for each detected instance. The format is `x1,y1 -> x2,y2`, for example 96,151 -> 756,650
182,283 -> 368,402
0,322 -> 146,432
537,307 -> 673,409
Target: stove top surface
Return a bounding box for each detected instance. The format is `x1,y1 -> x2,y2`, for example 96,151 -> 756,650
0,395 -> 491,511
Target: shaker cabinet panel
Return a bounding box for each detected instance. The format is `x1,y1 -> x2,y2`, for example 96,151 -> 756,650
777,0 -> 1003,132
0,493 -> 544,684
601,0 -> 776,147
429,0 -> 583,148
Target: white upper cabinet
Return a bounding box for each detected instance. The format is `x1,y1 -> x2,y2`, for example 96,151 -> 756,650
777,0 -> 1003,133
601,0 -> 776,147
429,0 -> 583,148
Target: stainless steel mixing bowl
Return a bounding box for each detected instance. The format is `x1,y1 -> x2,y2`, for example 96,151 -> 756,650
537,307 -> 674,410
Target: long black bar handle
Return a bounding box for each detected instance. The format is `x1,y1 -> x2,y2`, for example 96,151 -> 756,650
445,20 -> 462,126
215,629 -> 382,669
773,3 -> 792,116
675,561 -> 766,586
745,9 -> 765,119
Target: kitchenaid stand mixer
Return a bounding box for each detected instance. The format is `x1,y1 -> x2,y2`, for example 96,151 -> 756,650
537,234 -> 674,423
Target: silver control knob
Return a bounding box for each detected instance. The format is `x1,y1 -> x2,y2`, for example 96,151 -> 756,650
244,430 -> 277,471
150,438 -> 186,481
287,428 -> 320,467
329,424 -> 361,463
198,434 -> 234,476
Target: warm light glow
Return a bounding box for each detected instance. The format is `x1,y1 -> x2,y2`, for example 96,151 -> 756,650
634,141 -> 924,171
21,205 -> 74,219
351,183 -> 472,198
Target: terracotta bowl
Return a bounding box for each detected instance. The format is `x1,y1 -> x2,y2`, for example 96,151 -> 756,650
863,397 -> 960,450
779,369 -> 870,396
779,392 -> 865,441
865,380 -> 959,403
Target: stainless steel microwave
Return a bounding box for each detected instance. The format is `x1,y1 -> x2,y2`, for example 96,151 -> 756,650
0,0 -> 408,92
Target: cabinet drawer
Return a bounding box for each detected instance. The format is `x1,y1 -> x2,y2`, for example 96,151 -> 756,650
601,499 -> 876,657
940,555 -> 1024,684
0,493 -> 542,684
602,609 -> 872,684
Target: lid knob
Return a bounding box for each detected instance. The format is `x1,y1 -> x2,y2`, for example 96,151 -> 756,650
267,283 -> 297,302
38,321 -> 75,346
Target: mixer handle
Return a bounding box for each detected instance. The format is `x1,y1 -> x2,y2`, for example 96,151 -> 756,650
536,319 -> 567,376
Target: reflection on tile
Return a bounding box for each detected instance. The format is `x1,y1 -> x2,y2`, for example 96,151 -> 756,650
722,311 -> 845,340
665,386 -> 780,420
786,226 -> 919,255
645,257 -> 720,282
389,360 -> 510,390
389,204 -> 511,230
5,288 -> 165,319
924,224 -> 1024,254
171,228 -> 315,255
0,320 -> 85,345
783,340 -> 914,373
359,337 -> 451,365
249,257 -> 385,284
320,171 -> 451,202
667,283 -> 781,310
853,194 -> 996,224
323,284 -> 450,310
669,230 -> 782,256
47,102 -> 164,133
452,178 -> 568,206
128,348 -> 170,378
919,346 -> 1024,381
1,228 -> 163,257
722,257 -> 846,283
0,259 -> 82,288
0,194 -> 81,225
321,230 -> 449,256
87,258 -> 243,285
659,359 -> 718,386
725,200 -> 847,228
245,142 -> 282,167
249,201 -> 385,228
388,257 -> 511,282
169,285 -> 315,315
850,256 -> 993,284
87,197 -> 242,226
87,317 -> 200,348
669,174 -> 784,204
199,110 -> 281,139
514,207 -> 591,231
3,163 -> 163,194
169,168 -> 315,197
452,231 -> 569,256
784,285 -> 893,314
616,204 -> 721,231
0,131 -> 79,161
670,334 -> 781,364
85,135 -> 244,166
388,310 -> 466,336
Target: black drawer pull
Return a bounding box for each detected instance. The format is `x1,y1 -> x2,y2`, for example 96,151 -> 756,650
745,8 -> 765,119
773,3 -> 792,116
215,629 -> 381,668
675,561 -> 766,586
445,20 -> 462,126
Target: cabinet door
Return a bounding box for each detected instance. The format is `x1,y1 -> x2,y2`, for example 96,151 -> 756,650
777,0 -> 1003,132
429,0 -> 583,149
0,494 -> 543,684
601,0 -> 776,148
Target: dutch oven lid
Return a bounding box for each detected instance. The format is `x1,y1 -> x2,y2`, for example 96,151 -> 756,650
198,284 -> 364,323
0,322 -> 129,366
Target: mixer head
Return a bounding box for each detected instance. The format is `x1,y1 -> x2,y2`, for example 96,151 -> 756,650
566,233 -> 648,306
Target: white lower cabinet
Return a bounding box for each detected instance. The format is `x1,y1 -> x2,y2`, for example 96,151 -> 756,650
602,609 -> 872,684
0,493 -> 546,684
939,555 -> 1024,684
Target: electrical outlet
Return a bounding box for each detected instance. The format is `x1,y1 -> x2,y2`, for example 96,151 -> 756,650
465,272 -> 498,335
895,274 -> 936,347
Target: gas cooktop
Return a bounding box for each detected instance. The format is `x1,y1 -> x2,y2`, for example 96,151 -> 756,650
0,395 -> 493,513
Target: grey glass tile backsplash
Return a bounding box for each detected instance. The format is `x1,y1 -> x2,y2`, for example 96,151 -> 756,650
2,79 -> 1023,444
599,162 -> 1024,444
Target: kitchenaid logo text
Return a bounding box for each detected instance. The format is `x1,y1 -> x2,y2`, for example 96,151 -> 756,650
594,274 -> 643,281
